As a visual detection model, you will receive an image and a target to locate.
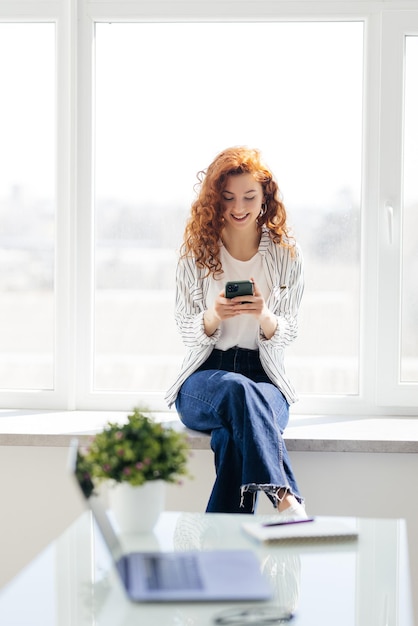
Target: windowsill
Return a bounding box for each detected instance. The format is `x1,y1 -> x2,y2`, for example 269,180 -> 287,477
0,409 -> 418,453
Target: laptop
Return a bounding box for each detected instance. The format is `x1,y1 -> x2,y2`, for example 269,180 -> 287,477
69,439 -> 272,603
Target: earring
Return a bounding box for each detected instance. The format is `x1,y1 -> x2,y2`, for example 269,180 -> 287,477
257,203 -> 267,223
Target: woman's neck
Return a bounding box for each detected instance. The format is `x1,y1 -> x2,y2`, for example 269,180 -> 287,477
221,228 -> 261,261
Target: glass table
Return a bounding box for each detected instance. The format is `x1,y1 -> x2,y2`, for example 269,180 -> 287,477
0,511 -> 413,625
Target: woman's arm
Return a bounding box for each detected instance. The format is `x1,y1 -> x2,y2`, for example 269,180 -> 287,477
174,256 -> 221,348
261,243 -> 304,348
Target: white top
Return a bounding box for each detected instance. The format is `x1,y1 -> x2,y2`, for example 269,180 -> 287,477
207,246 -> 269,350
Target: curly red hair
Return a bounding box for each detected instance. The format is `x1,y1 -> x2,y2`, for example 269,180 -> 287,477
181,146 -> 294,276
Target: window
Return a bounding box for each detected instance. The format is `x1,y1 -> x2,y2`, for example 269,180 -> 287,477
1,0 -> 418,416
0,23 -> 56,391
377,10 -> 418,407
93,22 -> 363,398
401,35 -> 418,384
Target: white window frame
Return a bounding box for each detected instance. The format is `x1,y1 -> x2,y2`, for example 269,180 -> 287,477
376,10 -> 418,408
1,0 -> 418,416
0,0 -> 76,410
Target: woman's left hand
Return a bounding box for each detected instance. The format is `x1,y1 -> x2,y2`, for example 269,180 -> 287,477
230,278 -> 278,339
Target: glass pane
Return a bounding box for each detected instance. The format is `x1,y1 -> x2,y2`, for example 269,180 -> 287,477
94,22 -> 363,395
401,36 -> 418,383
0,24 -> 55,390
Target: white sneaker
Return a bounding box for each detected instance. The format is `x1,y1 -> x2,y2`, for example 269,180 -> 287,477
277,502 -> 308,521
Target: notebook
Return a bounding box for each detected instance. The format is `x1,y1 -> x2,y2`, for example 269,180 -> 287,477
242,516 -> 358,544
69,439 -> 272,603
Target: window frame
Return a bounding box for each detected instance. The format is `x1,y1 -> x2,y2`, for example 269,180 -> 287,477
1,0 -> 418,416
376,10 -> 418,407
0,1 -> 76,410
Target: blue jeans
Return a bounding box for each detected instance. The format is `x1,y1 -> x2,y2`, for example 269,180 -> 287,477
175,347 -> 302,514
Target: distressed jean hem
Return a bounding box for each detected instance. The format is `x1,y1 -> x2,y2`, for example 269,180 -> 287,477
240,483 -> 304,512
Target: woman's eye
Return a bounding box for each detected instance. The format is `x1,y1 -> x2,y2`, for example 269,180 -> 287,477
222,195 -> 256,202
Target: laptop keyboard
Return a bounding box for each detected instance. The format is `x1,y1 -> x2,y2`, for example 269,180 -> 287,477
143,554 -> 204,591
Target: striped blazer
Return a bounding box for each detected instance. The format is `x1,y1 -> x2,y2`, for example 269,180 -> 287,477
165,227 -> 304,407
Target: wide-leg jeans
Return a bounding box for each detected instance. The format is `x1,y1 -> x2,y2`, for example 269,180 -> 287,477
175,347 -> 302,514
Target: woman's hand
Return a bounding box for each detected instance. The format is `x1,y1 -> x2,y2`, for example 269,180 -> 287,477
203,279 -> 278,339
227,278 -> 277,338
203,289 -> 240,336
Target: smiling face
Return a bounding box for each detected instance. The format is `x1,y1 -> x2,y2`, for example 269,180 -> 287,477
221,173 -> 264,235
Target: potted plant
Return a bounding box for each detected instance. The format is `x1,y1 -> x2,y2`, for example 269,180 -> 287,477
79,407 -> 191,532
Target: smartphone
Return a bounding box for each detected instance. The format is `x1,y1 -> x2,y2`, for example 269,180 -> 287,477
225,280 -> 254,303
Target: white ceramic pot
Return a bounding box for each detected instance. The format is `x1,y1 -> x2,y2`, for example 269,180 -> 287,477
108,480 -> 165,533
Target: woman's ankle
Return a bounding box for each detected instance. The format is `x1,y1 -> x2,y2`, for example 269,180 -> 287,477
276,490 -> 299,512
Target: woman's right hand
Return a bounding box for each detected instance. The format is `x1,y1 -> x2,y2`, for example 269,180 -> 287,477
203,290 -> 237,336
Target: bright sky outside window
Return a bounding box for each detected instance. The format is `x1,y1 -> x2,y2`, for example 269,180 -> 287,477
0,23 -> 56,391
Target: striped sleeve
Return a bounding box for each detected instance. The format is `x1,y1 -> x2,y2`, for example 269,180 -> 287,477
174,256 -> 221,348
257,241 -> 304,404
260,242 -> 304,350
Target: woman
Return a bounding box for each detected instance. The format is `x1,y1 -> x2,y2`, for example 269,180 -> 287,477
165,146 -> 306,518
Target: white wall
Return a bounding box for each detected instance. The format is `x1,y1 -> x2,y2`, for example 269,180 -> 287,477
1,446 -> 417,620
